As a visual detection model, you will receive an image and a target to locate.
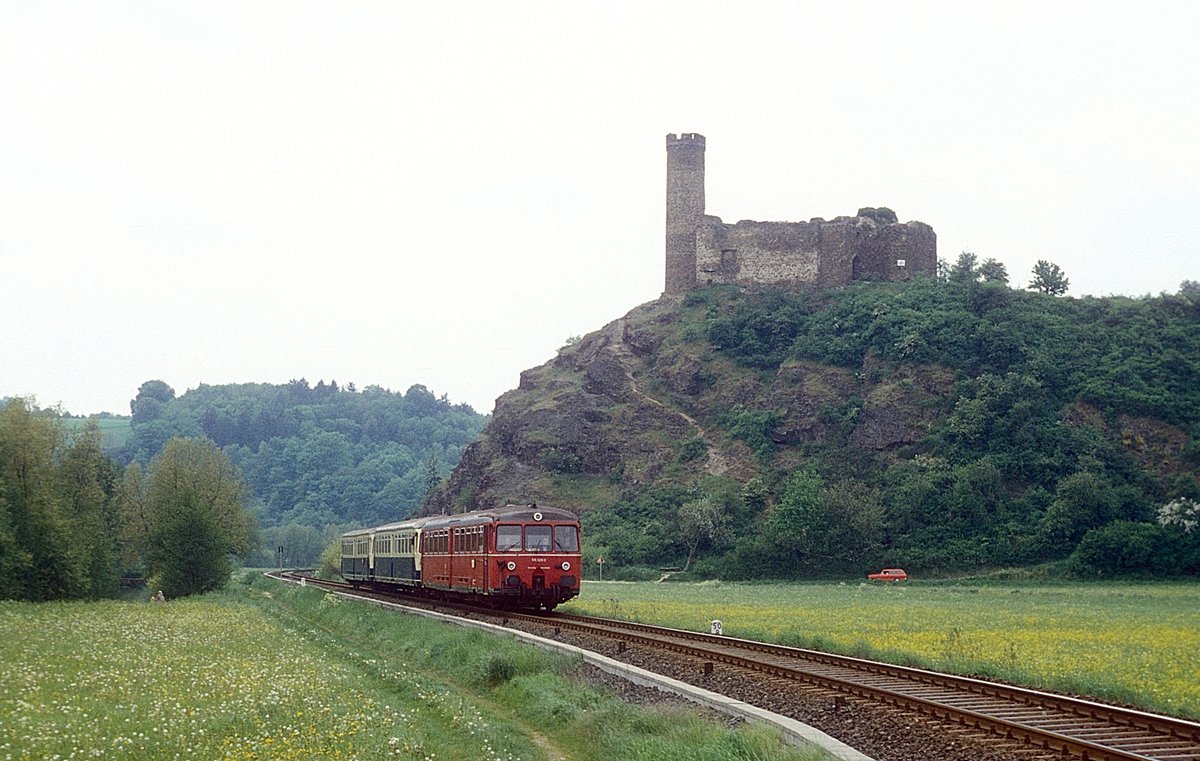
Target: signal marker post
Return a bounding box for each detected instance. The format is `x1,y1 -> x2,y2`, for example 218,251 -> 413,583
597,555 -> 604,581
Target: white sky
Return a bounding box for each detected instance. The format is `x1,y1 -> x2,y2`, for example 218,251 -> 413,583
3,1 -> 1198,416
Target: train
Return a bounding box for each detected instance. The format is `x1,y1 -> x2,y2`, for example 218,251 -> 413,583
340,503 -> 581,610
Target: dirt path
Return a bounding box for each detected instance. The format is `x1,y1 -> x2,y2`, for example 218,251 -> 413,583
606,319 -> 732,476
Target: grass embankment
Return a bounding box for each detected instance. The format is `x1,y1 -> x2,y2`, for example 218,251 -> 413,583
564,579 -> 1200,719
0,576 -> 828,761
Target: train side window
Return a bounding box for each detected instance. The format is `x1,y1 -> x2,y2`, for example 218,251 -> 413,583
525,525 -> 551,552
553,525 -> 579,552
497,525 -> 521,552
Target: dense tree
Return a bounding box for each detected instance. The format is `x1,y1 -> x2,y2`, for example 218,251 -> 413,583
0,400 -> 126,600
821,480 -> 886,571
1028,260 -> 1070,295
56,423 -> 121,598
0,400 -> 81,598
123,437 -> 257,597
978,258 -> 1009,284
130,379 -> 176,424
949,252 -> 980,282
1040,471 -> 1119,552
1068,521 -> 1170,576
0,493 -> 27,591
761,470 -> 830,574
678,496 -> 727,571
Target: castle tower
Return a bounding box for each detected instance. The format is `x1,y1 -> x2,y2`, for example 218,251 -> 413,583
664,132 -> 705,294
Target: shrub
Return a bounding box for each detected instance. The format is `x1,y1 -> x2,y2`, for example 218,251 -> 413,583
1068,521 -> 1176,577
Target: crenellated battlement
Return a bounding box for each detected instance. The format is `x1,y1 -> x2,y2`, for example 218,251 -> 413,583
666,132 -> 706,148
664,133 -> 936,294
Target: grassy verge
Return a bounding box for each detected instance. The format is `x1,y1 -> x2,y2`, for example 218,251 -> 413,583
563,579 -> 1200,719
0,576 -> 829,760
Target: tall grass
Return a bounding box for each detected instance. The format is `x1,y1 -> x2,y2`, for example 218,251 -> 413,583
563,579 -> 1200,719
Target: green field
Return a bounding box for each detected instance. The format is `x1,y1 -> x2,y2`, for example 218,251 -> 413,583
59,415 -> 132,449
0,577 -> 826,761
563,579 -> 1200,719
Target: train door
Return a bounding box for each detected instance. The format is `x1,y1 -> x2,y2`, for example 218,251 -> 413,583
482,525 -> 493,592
467,526 -> 485,591
450,528 -> 463,590
368,533 -> 376,580
413,528 -> 423,581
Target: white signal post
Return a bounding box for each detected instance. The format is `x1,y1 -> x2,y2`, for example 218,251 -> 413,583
596,555 -> 604,581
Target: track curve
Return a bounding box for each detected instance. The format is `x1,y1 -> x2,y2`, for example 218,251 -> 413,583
272,571 -> 1200,761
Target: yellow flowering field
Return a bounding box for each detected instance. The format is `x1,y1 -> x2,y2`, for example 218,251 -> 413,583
565,580 -> 1200,718
0,595 -> 539,761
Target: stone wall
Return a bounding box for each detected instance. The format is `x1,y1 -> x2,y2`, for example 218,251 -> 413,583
693,211 -> 936,290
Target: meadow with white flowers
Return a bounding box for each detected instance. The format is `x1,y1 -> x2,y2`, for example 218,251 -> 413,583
0,578 -> 826,761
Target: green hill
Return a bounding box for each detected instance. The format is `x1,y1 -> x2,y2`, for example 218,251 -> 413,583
427,278 -> 1200,579
125,380 -> 487,531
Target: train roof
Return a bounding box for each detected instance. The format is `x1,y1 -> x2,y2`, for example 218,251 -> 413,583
341,504 -> 578,539
422,504 -> 578,530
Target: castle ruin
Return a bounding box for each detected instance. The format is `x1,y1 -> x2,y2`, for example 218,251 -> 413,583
665,133 -> 937,294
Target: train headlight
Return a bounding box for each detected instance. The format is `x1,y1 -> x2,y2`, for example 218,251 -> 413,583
561,561 -> 571,571
506,561 -> 517,571
533,512 -> 543,521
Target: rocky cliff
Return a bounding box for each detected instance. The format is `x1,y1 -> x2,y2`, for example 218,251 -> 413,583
426,291 -> 955,515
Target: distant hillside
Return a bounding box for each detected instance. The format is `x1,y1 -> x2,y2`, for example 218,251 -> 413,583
125,380 -> 487,530
427,279 -> 1200,579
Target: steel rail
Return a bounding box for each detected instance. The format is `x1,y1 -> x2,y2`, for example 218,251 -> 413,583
272,572 -> 1200,761
525,611 -> 1200,761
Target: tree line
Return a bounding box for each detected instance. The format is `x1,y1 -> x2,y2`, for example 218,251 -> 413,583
120,379 -> 487,566
0,399 -> 255,600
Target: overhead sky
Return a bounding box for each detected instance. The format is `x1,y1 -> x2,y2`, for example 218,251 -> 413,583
3,1 -> 1197,416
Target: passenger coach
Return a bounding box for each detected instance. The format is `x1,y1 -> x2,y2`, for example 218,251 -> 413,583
340,504 -> 581,610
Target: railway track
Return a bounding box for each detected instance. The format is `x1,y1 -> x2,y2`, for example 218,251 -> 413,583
273,572 -> 1200,761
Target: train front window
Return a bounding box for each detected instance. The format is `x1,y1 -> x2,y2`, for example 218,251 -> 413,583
553,525 -> 579,552
497,525 -> 522,552
525,525 -> 552,552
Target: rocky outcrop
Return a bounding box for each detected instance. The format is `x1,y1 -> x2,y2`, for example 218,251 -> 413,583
425,294 -> 969,515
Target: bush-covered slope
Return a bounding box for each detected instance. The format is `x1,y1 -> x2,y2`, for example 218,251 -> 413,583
428,279 -> 1200,578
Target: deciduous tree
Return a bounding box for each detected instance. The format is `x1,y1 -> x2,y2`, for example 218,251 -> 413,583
127,437 -> 257,597
57,423 -> 121,598
1028,260 -> 1069,295
949,251 -> 980,282
678,496 -> 727,571
978,258 -> 1009,284
0,399 -> 82,599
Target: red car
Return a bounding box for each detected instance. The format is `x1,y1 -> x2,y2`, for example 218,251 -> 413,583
868,568 -> 908,581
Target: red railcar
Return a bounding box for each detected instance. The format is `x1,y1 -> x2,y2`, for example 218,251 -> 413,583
340,504 -> 581,610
